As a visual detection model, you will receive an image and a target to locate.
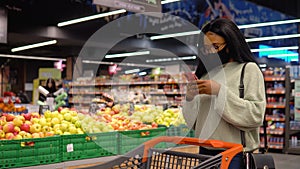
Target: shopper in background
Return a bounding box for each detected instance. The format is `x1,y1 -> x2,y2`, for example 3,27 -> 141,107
183,18 -> 266,169
39,78 -> 57,101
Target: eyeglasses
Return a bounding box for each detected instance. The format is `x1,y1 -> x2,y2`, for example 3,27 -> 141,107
199,43 -> 226,54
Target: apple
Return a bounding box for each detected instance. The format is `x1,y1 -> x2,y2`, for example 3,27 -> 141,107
0,117 -> 6,126
24,120 -> 32,125
68,126 -> 77,134
19,131 -> 27,137
30,123 -> 42,133
45,131 -> 55,137
51,118 -> 60,126
14,126 -> 21,133
60,123 -> 68,132
77,128 -> 84,134
42,126 -> 51,133
57,107 -> 63,113
5,114 -> 15,122
13,134 -> 23,140
23,133 -> 32,139
0,130 -> 5,138
43,110 -> 52,118
32,133 -> 40,138
20,123 -> 30,132
54,129 -> 63,135
31,118 -> 39,124
74,121 -> 81,128
39,132 -> 45,138
5,132 -> 14,140
63,113 -> 72,121
22,113 -> 32,121
71,116 -> 79,124
63,132 -> 71,135
3,122 -> 15,133
39,118 -> 48,127
13,117 -> 23,127
31,112 -> 40,118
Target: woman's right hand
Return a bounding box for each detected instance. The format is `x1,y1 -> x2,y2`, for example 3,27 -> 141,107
186,82 -> 199,101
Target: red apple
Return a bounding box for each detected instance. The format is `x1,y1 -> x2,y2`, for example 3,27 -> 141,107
22,113 -> 32,121
20,123 -> 30,132
5,114 -> 15,122
57,107 -> 63,113
3,122 -> 15,133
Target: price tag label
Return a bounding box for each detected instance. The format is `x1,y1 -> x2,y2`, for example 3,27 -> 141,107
67,144 -> 74,152
39,105 -> 50,115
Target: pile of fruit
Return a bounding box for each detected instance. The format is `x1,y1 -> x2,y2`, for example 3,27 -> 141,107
0,108 -> 84,140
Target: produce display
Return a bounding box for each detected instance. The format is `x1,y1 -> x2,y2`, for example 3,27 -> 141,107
0,104 -> 186,140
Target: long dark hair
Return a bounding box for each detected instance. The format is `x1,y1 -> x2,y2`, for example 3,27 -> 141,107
195,18 -> 257,78
45,78 -> 57,94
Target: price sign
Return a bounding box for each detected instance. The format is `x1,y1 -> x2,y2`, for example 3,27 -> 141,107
89,103 -> 100,114
39,105 -> 50,115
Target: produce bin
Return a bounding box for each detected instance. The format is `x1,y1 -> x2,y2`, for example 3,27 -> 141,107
60,132 -> 118,161
166,124 -> 195,148
118,127 -> 167,155
0,136 -> 61,169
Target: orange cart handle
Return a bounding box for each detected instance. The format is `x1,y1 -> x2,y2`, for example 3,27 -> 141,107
142,136 -> 243,169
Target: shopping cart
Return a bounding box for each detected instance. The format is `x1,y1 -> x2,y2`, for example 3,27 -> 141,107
80,136 -> 243,169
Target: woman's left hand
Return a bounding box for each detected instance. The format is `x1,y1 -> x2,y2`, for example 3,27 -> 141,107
196,80 -> 221,95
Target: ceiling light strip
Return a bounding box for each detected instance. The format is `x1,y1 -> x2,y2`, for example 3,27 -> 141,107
105,51 -> 150,58
146,56 -> 196,63
150,30 -> 201,40
268,53 -> 299,58
251,46 -> 299,53
57,9 -> 126,27
161,0 -> 181,5
0,54 -> 66,61
246,34 -> 300,42
82,60 -> 164,68
238,18 -> 300,29
11,40 -> 57,52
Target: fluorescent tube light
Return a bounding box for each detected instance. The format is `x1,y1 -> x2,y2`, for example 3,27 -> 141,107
150,30 -> 201,40
146,56 -> 196,63
246,34 -> 300,42
82,60 -> 163,68
57,9 -> 126,27
125,69 -> 140,74
161,0 -> 180,4
11,40 -> 57,52
105,51 -> 150,58
251,46 -> 299,53
268,53 -> 299,58
0,54 -> 66,61
238,18 -> 300,29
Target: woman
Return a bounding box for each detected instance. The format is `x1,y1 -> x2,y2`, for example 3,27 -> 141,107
183,18 -> 266,168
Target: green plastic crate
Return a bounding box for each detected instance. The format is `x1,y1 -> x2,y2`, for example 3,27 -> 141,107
166,125 -> 195,148
118,127 -> 167,155
61,132 -> 118,161
0,136 -> 61,169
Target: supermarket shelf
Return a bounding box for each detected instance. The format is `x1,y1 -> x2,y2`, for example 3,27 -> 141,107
69,92 -> 102,95
260,144 -> 284,149
266,104 -> 285,109
260,129 -> 284,135
149,92 -> 185,95
264,76 -> 285,81
289,129 -> 300,135
266,89 -> 285,94
285,147 -> 300,154
265,116 -> 285,122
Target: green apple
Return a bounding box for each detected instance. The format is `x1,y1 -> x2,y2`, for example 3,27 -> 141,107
60,123 -> 68,132
51,117 -> 60,126
39,118 -> 48,127
54,129 -> 63,135
43,110 -> 52,118
63,113 -> 72,121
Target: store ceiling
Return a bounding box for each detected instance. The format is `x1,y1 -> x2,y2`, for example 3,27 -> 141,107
0,0 -> 299,65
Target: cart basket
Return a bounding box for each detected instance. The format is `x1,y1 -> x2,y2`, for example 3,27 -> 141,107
79,136 -> 243,169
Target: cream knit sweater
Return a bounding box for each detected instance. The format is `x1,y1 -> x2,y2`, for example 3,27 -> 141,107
183,62 -> 266,151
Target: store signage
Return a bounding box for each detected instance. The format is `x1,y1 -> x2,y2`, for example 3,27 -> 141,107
39,105 -> 50,115
38,68 -> 61,80
93,0 -> 161,13
0,7 -> 7,44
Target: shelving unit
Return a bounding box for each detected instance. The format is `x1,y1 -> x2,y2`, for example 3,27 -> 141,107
262,67 -> 290,152
68,78 -> 188,109
284,66 -> 300,154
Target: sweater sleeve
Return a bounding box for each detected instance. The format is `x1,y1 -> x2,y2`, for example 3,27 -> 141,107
182,95 -> 200,130
215,63 -> 266,131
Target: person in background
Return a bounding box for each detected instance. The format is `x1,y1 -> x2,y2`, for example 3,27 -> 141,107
39,78 -> 57,102
183,18 -> 266,169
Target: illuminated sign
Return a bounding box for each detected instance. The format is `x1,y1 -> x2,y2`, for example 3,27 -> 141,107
93,0 -> 161,13
259,44 -> 299,62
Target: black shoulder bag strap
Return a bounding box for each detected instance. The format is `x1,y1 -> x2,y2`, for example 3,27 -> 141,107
239,62 -> 248,148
